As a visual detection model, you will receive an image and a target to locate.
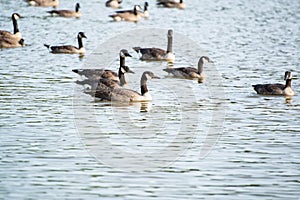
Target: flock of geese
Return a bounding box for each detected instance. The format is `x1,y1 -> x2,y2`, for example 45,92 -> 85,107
0,0 -> 295,103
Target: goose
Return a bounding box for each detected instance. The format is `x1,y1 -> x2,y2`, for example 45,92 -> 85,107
26,0 -> 59,8
252,71 -> 295,96
95,71 -> 160,102
47,3 -> 82,18
73,49 -> 132,80
105,0 -> 122,9
163,56 -> 213,81
157,0 -> 186,9
73,49 -> 133,90
133,29 -> 175,62
140,2 -> 149,18
0,13 -> 22,41
44,32 -> 87,54
76,65 -> 135,90
0,37 -> 25,48
109,5 -> 142,22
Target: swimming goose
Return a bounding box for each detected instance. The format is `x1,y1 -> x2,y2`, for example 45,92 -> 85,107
252,71 -> 295,96
109,5 -> 142,22
95,65 -> 134,90
0,13 -> 22,41
133,29 -> 175,62
105,0 -> 122,9
73,49 -> 133,90
163,56 -> 213,81
140,2 -> 149,18
157,0 -> 186,9
44,32 -> 87,54
73,49 -> 132,80
95,71 -> 160,102
47,3 -> 82,18
26,0 -> 59,8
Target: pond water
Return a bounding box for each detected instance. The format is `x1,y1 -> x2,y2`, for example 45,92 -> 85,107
0,0 -> 299,199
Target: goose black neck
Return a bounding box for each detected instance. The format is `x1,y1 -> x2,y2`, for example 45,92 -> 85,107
76,4 -> 80,12
134,7 -> 138,15
167,34 -> 173,53
12,17 -> 19,34
144,4 -> 148,11
140,76 -> 148,95
197,59 -> 204,74
118,67 -> 126,86
285,79 -> 292,88
78,36 -> 83,49
120,56 -> 126,67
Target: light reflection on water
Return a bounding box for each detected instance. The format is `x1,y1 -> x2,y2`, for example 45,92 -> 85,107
1,0 -> 300,199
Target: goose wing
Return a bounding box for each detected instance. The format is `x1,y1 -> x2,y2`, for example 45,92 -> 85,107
252,83 -> 285,95
49,45 -> 78,53
138,48 -> 166,60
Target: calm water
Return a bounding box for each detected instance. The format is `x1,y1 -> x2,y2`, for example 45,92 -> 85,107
1,0 -> 300,199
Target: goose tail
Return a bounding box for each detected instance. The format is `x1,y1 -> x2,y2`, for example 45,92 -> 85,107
133,47 -> 141,53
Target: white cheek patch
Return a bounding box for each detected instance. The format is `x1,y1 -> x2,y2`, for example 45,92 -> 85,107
145,74 -> 152,80
121,67 -> 126,73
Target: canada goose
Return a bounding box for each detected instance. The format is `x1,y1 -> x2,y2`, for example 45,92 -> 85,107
0,37 -> 25,48
157,0 -> 186,9
95,71 -> 160,102
0,13 -> 22,41
44,32 -> 87,54
133,29 -> 175,62
47,3 -> 82,18
105,0 -> 122,9
163,56 -> 213,81
73,49 -> 133,90
109,5 -> 142,22
95,65 -> 134,90
73,49 -> 132,80
76,65 -> 134,90
141,2 -> 149,18
252,71 -> 295,96
26,0 -> 59,8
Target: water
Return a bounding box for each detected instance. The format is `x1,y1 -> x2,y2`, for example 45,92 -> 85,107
1,0 -> 300,199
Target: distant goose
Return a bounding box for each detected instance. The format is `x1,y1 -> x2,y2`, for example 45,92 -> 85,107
47,3 -> 82,18
141,2 -> 149,18
105,0 -> 122,9
109,5 -> 142,22
73,49 -> 133,90
44,32 -> 87,54
133,29 -> 175,62
163,56 -> 213,81
157,0 -> 186,9
98,65 -> 134,88
0,37 -> 24,48
95,71 -> 160,102
26,0 -> 59,8
252,71 -> 295,96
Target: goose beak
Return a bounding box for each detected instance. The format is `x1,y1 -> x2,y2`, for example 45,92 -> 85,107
125,52 -> 132,57
128,69 -> 135,74
209,60 -> 214,63
152,76 -> 160,79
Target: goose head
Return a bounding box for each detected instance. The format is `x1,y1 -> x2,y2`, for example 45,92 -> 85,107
75,3 -> 80,12
143,71 -> 160,81
78,32 -> 87,39
167,29 -> 173,38
200,56 -> 214,64
121,65 -> 135,74
120,49 -> 132,58
133,5 -> 142,14
12,13 -> 21,20
284,71 -> 292,80
144,2 -> 149,10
